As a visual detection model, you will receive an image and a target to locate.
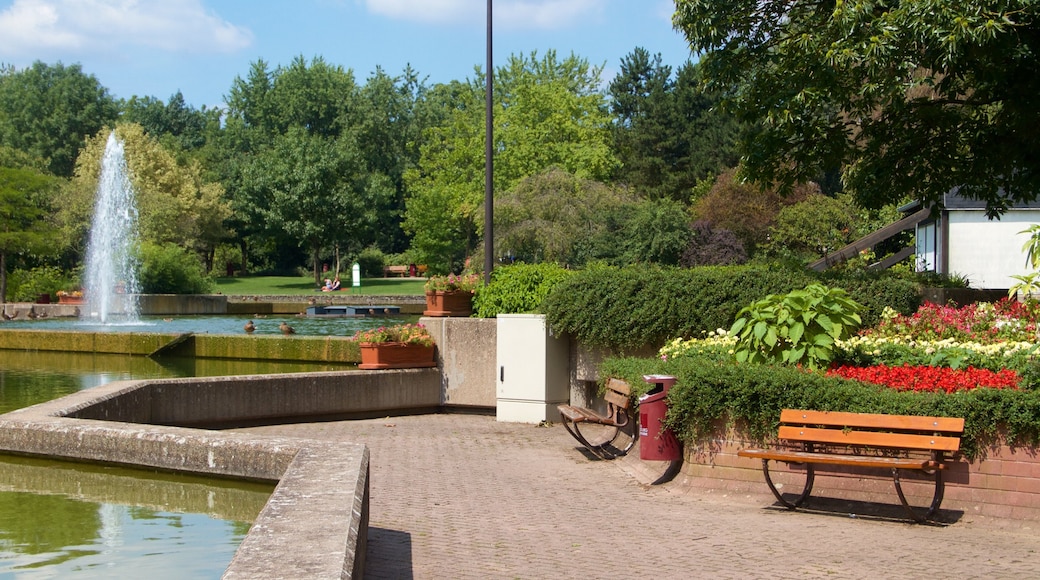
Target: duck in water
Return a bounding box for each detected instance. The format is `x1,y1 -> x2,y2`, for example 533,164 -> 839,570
279,321 -> 296,335
244,320 -> 256,333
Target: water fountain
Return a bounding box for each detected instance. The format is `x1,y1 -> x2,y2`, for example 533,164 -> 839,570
82,132 -> 141,324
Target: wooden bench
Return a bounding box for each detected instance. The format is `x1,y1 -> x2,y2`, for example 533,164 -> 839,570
557,378 -> 635,459
383,265 -> 410,277
738,409 -> 964,522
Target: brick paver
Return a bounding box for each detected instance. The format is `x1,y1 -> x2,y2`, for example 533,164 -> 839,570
236,414 -> 1040,579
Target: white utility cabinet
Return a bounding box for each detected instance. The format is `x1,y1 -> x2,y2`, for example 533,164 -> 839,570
496,314 -> 569,423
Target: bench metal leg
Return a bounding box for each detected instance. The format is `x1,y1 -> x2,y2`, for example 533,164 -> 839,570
762,460 -> 814,509
892,468 -> 944,523
561,419 -> 634,460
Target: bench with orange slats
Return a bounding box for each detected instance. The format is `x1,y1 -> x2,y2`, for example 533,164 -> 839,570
738,409 -> 964,522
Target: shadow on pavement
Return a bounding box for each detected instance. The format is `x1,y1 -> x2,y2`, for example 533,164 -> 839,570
366,527 -> 414,578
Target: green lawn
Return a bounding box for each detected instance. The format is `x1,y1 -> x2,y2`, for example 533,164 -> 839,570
213,275 -> 427,296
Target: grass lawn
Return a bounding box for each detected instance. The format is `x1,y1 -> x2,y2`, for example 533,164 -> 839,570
213,275 -> 427,296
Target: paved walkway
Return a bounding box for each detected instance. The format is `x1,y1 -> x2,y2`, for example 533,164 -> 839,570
236,414 -> 1040,579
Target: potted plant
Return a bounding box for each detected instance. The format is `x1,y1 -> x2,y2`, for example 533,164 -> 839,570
56,290 -> 85,305
353,323 -> 438,369
423,273 -> 480,317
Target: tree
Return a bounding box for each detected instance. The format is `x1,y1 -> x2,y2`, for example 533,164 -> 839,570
120,91 -> 216,152
64,124 -> 230,269
692,168 -> 816,255
609,49 -> 740,203
494,168 -> 631,265
403,51 -> 618,271
0,61 -> 118,177
239,128 -> 392,282
0,166 -> 58,301
673,0 -> 1040,215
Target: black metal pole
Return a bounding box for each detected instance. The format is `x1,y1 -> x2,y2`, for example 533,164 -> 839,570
484,0 -> 494,285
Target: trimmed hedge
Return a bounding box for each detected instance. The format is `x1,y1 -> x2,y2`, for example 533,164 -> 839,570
543,264 -> 920,351
473,263 -> 574,317
600,354 -> 1040,461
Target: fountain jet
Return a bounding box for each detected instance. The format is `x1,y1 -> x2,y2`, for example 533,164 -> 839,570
83,132 -> 140,324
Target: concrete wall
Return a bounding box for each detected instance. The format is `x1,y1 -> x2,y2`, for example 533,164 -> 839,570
422,317 -> 497,408
947,210 -> 1035,289
0,366 -> 447,579
139,294 -> 228,315
67,369 -> 441,427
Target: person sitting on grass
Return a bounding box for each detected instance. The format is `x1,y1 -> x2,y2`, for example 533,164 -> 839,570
330,276 -> 341,291
321,278 -> 333,292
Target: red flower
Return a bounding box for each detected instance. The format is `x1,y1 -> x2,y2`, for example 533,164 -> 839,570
826,364 -> 1019,393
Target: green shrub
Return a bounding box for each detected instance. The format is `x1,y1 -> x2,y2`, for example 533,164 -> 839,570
599,353 -> 1040,460
543,264 -> 816,350
6,266 -> 67,302
729,283 -> 863,370
473,263 -> 573,317
356,246 -> 387,278
818,271 -> 921,327
138,243 -> 214,294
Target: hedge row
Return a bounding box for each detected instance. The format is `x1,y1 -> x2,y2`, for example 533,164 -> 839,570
542,264 -> 920,351
600,354 -> 1040,461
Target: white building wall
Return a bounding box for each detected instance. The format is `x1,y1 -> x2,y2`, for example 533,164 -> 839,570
947,210 -> 1038,289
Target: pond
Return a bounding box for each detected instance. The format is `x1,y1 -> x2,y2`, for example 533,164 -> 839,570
1,312 -> 416,337
0,333 -> 363,578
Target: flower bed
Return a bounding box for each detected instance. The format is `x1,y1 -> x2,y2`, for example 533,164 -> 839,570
826,364 -> 1020,393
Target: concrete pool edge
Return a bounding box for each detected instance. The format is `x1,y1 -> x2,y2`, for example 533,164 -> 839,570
0,369 -> 444,579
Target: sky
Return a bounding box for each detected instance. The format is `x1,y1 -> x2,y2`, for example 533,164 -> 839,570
0,0 -> 695,110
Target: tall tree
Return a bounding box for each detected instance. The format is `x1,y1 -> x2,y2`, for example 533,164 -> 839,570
239,128 -> 391,282
0,166 -> 58,301
64,124 -> 230,269
0,61 -> 118,177
673,0 -> 1040,215
403,51 -> 618,272
609,49 -> 740,203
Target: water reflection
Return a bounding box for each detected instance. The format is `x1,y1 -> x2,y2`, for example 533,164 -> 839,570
0,349 -> 306,577
0,349 -> 357,415
0,456 -> 271,578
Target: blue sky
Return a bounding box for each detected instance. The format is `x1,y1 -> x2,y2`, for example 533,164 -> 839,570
0,0 -> 695,110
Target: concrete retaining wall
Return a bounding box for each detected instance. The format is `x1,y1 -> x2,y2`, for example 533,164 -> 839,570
0,366 -> 443,578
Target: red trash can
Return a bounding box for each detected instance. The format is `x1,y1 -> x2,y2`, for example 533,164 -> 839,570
638,375 -> 682,461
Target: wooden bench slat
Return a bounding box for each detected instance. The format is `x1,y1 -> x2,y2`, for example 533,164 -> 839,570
738,448 -> 944,470
777,425 -> 961,452
780,409 -> 964,433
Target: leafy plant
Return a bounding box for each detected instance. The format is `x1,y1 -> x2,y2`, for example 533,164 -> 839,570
1009,224 -> 1040,298
729,283 -> 863,370
472,263 -> 573,317
424,273 -> 480,293
352,323 -> 433,346
138,242 -> 214,294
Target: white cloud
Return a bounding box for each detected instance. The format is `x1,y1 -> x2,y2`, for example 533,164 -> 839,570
360,0 -> 603,30
0,0 -> 253,58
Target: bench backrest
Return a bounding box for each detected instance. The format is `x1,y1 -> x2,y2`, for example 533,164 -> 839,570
778,409 -> 964,453
603,378 -> 631,410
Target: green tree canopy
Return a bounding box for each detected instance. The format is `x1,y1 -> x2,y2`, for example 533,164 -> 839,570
609,49 -> 740,203
0,165 -> 58,301
64,124 -> 230,267
403,51 -> 618,272
673,0 -> 1040,215
0,61 -> 118,177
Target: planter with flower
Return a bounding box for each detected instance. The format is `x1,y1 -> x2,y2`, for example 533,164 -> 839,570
423,273 -> 480,317
353,323 -> 437,369
56,290 -> 85,305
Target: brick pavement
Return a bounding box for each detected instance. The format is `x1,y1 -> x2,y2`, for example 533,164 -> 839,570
235,414 -> 1040,579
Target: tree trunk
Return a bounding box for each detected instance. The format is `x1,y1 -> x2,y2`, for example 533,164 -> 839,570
0,252 -> 6,303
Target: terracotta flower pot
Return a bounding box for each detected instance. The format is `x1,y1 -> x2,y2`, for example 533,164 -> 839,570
58,296 -> 85,305
423,290 -> 474,317
357,342 -> 437,370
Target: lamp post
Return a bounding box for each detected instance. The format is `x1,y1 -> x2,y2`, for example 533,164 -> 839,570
484,0 -> 494,285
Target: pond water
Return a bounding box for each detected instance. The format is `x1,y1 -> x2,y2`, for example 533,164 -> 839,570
0,455 -> 272,579
0,330 -> 368,578
1,312 -> 416,337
